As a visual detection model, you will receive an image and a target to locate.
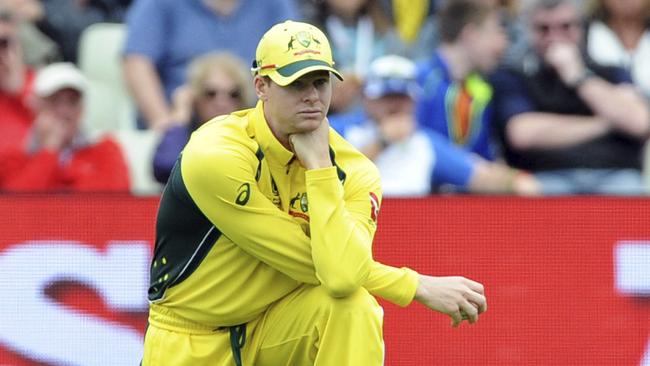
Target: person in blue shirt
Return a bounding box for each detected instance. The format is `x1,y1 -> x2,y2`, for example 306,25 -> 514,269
415,0 -> 507,160
123,0 -> 299,130
333,54 -> 540,196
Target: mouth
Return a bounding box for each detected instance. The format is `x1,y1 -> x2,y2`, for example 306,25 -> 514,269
297,109 -> 322,118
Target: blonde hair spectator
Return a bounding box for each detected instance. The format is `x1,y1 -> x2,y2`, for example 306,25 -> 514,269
187,52 -> 255,110
153,52 -> 255,184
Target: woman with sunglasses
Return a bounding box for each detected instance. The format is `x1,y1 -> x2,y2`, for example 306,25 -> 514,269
152,52 -> 255,184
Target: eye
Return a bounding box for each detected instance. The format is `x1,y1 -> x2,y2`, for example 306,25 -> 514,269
314,78 -> 329,88
289,80 -> 304,89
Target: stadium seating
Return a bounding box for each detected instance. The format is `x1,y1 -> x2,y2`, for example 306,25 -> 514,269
78,23 -> 163,195
78,22 -> 136,133
110,129 -> 163,196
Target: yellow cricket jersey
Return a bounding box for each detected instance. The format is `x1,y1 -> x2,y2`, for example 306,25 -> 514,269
148,101 -> 419,328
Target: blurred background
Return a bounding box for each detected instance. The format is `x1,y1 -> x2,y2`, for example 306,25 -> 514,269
0,0 -> 649,364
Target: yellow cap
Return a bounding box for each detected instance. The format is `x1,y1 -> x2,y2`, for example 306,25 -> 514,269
252,20 -> 343,86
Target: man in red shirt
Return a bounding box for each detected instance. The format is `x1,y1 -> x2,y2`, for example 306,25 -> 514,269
0,7 -> 35,154
0,62 -> 130,192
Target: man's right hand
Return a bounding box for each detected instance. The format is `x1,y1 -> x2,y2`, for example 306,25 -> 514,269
169,84 -> 194,126
544,42 -> 585,87
414,275 -> 487,327
289,118 -> 332,170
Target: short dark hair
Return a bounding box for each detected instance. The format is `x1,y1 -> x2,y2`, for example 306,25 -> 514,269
437,0 -> 493,43
523,0 -> 584,22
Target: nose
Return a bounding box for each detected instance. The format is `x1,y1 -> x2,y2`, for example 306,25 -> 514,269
52,100 -> 81,123
302,84 -> 319,103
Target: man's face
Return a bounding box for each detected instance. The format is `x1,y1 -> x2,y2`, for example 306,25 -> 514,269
41,88 -> 84,129
326,0 -> 367,18
530,3 -> 583,56
258,71 -> 332,136
466,12 -> 508,73
195,68 -> 243,122
365,94 -> 413,122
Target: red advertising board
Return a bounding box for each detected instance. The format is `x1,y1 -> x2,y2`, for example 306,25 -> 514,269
0,195 -> 648,365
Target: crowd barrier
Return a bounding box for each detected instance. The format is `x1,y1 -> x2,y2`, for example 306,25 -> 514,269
0,195 -> 648,365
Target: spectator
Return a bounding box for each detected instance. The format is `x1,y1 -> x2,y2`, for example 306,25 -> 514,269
586,0 -> 650,97
153,52 -> 255,184
309,0 -> 406,115
492,0 -> 529,67
0,7 -> 36,154
123,0 -> 299,130
365,0 -> 437,61
490,0 -> 650,195
0,0 -> 60,66
335,54 -> 540,196
37,0 -> 131,63
382,0 -> 523,64
415,0 -> 508,160
387,0 -> 435,60
0,62 -> 130,192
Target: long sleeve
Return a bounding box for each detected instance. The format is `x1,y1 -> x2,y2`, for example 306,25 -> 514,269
305,167 -> 373,297
365,262 -> 419,307
306,164 -> 418,306
181,122 -> 419,306
182,144 -> 320,285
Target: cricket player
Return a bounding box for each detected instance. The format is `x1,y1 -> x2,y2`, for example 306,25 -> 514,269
142,20 -> 487,366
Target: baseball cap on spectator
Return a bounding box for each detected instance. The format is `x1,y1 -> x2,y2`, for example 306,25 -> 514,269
363,55 -> 420,100
252,20 -> 343,86
34,62 -> 87,97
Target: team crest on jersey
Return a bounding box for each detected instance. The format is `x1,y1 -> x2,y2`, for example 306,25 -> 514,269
300,193 -> 309,212
369,192 -> 380,222
290,192 -> 308,212
289,192 -> 309,222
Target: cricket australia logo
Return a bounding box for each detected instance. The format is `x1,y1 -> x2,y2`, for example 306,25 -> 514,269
290,192 -> 308,212
289,192 -> 309,221
287,31 -> 322,53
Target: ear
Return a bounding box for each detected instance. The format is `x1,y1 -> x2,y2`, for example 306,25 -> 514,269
254,75 -> 269,101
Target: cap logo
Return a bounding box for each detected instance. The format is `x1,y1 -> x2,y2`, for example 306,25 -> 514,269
287,31 -> 321,52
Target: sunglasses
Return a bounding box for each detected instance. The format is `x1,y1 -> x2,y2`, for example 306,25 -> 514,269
202,87 -> 241,100
533,20 -> 581,35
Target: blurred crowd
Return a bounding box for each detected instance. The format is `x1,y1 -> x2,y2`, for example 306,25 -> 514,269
0,0 -> 649,196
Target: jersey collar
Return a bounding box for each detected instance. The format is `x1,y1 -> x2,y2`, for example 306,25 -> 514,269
251,101 -> 295,166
